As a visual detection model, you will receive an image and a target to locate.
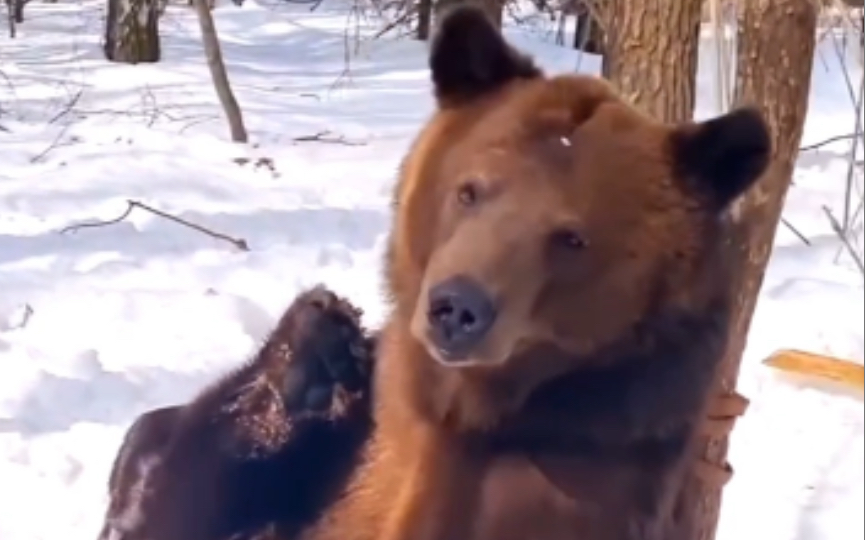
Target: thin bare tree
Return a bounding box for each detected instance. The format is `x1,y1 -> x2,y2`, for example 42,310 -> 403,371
416,0 -> 433,40
5,0 -> 15,38
192,0 -> 248,143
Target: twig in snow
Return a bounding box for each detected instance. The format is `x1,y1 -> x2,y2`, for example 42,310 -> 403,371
179,115 -> 219,134
59,199 -> 250,252
30,125 -> 77,163
292,130 -> 366,146
20,304 -> 33,329
47,90 -> 84,125
822,205 -> 865,276
3,304 -> 34,331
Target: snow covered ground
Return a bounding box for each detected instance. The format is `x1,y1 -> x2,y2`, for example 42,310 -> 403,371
0,1 -> 862,539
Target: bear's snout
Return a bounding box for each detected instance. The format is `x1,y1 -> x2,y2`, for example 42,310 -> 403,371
426,275 -> 498,363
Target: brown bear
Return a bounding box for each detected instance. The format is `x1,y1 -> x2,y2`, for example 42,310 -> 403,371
96,285 -> 377,540
297,5 -> 770,540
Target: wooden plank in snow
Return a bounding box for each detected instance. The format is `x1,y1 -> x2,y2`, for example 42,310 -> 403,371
763,348 -> 864,398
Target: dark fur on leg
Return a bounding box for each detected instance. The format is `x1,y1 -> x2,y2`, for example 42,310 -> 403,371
97,405 -> 181,540
97,285 -> 376,540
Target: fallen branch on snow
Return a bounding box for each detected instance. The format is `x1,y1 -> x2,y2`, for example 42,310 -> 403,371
0,304 -> 34,332
292,130 -> 367,146
59,199 -> 250,252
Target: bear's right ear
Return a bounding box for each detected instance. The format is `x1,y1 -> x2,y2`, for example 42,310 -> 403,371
430,5 -> 541,106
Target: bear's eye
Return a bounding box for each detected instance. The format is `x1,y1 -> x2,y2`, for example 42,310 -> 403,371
456,181 -> 480,207
550,229 -> 588,251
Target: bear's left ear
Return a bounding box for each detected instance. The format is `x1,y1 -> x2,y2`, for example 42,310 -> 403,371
670,107 -> 772,211
429,5 -> 541,106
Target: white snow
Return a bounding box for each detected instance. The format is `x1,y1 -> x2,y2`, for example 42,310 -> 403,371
1,2 -> 862,539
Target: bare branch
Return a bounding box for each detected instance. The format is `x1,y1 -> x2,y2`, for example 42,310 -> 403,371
823,204 -> 865,276
841,68 -> 864,231
59,200 -> 250,251
799,132 -> 859,152
780,217 -> 812,246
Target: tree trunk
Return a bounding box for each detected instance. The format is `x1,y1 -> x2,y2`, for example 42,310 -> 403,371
573,0 -> 604,55
12,0 -> 23,23
681,0 -> 818,539
188,0 -> 216,9
192,0 -> 248,143
103,0 -> 161,64
5,0 -> 15,38
416,0 -> 433,40
602,0 -> 703,122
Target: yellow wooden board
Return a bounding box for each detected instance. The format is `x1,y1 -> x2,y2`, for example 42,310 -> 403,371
763,349 -> 864,398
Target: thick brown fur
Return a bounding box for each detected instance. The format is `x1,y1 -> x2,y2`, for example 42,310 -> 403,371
97,285 -> 376,540
300,6 -> 770,540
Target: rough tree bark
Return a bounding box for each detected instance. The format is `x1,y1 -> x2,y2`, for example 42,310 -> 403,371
104,0 -> 161,63
192,0 -> 248,143
682,0 -> 818,539
602,0 -> 703,122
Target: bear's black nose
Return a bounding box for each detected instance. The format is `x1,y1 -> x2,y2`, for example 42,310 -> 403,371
426,276 -> 497,362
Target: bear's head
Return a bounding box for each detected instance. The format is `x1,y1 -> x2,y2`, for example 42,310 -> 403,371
383,6 -> 770,431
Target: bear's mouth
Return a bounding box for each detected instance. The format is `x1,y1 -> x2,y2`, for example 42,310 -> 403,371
432,343 -> 482,366
422,330 -> 509,368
